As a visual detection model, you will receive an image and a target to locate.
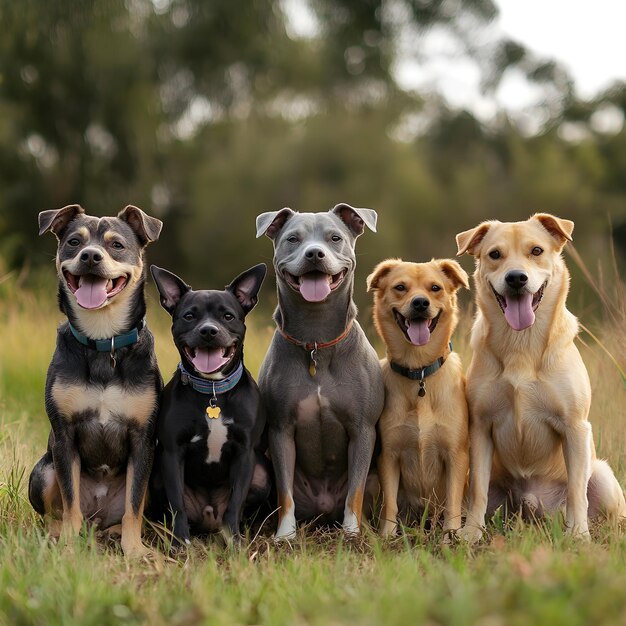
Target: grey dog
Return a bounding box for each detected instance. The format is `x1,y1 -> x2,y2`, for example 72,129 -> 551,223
255,203 -> 384,539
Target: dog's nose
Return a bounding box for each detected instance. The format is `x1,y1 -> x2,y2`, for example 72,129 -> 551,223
505,270 -> 529,290
305,246 -> 326,261
199,324 -> 219,338
79,248 -> 103,266
411,297 -> 430,312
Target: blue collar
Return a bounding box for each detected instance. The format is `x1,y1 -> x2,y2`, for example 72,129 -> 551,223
390,342 -> 452,397
178,361 -> 244,395
68,319 -> 144,352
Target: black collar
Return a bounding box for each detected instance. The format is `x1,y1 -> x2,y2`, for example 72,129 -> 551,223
390,342 -> 452,397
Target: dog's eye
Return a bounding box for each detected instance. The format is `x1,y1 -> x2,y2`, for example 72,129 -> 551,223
224,313 -> 235,321
67,238 -> 81,247
111,241 -> 124,250
431,284 -> 441,292
287,236 -> 299,244
531,246 -> 543,256
394,284 -> 406,292
183,312 -> 194,321
488,250 -> 501,260
331,235 -> 342,243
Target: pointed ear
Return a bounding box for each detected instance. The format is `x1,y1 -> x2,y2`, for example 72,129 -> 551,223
367,258 -> 401,292
118,205 -> 163,246
532,213 -> 574,247
456,222 -> 492,256
437,259 -> 469,291
256,208 -> 295,239
38,205 -> 85,238
332,203 -> 377,237
226,263 -> 267,314
150,265 -> 190,314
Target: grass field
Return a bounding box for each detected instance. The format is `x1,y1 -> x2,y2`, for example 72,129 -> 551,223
2,268 -> 626,626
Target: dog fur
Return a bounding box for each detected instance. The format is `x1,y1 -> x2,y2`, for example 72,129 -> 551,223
368,258 -> 469,538
455,213 -> 626,542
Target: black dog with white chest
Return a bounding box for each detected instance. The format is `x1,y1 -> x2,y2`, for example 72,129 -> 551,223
148,264 -> 271,545
28,204 -> 163,558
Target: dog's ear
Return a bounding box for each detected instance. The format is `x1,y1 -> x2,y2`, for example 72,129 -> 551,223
38,205 -> 85,238
532,213 -> 574,247
437,259 -> 469,291
367,259 -> 401,292
226,263 -> 267,315
150,265 -> 190,314
256,208 -> 295,239
118,205 -> 163,246
332,203 -> 377,237
456,222 -> 492,256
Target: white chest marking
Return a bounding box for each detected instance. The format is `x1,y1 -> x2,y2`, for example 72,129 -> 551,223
206,417 -> 230,464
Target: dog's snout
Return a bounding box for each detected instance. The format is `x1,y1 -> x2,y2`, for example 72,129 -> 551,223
79,247 -> 103,266
505,270 -> 529,290
304,246 -> 326,261
199,324 -> 219,338
411,296 -> 430,312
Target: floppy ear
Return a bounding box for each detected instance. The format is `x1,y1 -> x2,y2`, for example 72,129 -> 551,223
332,203 -> 377,237
150,265 -> 190,314
532,213 -> 574,247
38,204 -> 85,238
118,205 -> 163,246
437,259 -> 469,291
366,258 -> 401,292
456,222 -> 492,256
226,263 -> 267,315
256,208 -> 295,239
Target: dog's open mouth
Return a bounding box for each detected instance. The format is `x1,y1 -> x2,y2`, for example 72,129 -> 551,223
491,281 -> 547,331
393,309 -> 441,347
285,269 -> 347,303
64,272 -> 128,310
184,344 -> 236,375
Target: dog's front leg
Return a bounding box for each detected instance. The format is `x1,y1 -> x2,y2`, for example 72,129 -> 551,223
269,425 -> 297,541
120,429 -> 153,558
222,449 -> 255,541
562,421 -> 592,538
458,416 -> 493,543
344,424 -> 376,535
443,445 -> 469,540
161,446 -> 191,546
51,426 -> 83,540
378,448 -> 401,538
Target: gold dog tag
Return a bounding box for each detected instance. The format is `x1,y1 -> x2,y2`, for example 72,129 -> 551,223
206,405 -> 221,419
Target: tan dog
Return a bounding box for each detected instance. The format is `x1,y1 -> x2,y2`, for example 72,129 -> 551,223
367,258 -> 470,538
456,213 -> 626,542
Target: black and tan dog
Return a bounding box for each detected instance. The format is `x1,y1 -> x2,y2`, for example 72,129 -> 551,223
28,204 -> 162,557
148,264 -> 271,545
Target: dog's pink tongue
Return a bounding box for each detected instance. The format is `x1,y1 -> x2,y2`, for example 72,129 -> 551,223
75,276 -> 108,309
192,348 -> 229,374
299,274 -> 331,303
503,292 -> 535,331
407,319 -> 430,346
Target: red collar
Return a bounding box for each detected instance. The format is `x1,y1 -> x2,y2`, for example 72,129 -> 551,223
277,320 -> 354,351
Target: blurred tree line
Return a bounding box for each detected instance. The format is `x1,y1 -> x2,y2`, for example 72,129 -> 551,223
1,0 -> 626,308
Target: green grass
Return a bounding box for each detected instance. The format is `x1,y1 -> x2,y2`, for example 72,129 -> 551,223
2,271 -> 626,626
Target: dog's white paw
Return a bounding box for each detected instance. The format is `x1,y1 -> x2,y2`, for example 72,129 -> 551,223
274,514 -> 297,543
342,512 -> 360,536
566,523 -> 591,541
456,524 -> 484,544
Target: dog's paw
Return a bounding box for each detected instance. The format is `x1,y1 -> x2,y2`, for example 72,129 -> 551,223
565,524 -> 591,541
121,536 -> 152,559
342,514 -> 361,537
274,515 -> 297,543
456,524 -> 484,544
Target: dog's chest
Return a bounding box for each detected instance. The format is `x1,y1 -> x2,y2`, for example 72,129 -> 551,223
51,381 -> 157,425
191,414 -> 233,464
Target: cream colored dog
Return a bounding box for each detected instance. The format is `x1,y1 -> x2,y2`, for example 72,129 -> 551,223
456,213 -> 626,542
367,258 -> 469,538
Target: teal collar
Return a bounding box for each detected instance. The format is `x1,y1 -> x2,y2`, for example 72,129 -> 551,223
178,361 -> 244,395
390,342 -> 452,397
68,319 -> 144,352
